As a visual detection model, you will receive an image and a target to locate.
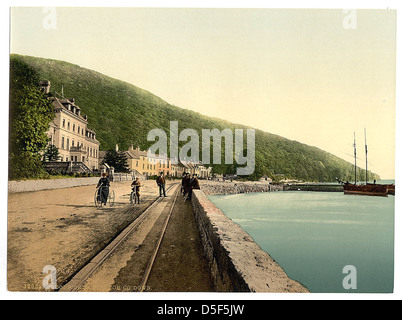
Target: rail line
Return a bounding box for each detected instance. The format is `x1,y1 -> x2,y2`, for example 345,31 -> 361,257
59,182 -> 179,292
138,183 -> 180,292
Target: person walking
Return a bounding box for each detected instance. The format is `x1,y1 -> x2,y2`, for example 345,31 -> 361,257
182,172 -> 191,199
189,173 -> 200,200
131,177 -> 141,204
180,172 -> 187,195
97,172 -> 110,206
156,172 -> 167,197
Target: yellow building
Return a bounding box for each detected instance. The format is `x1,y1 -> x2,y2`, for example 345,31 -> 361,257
124,145 -> 158,176
108,145 -> 211,178
124,145 -> 171,177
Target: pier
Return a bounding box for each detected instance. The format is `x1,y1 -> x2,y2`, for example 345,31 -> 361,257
283,183 -> 344,192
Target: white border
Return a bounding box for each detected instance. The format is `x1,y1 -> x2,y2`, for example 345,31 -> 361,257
1,0 -> 400,301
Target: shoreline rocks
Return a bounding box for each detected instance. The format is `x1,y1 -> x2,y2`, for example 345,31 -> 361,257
200,180 -> 283,196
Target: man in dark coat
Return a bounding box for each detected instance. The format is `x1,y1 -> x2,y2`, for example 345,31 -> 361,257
189,174 -> 200,200
131,177 -> 141,204
156,172 -> 167,197
182,173 -> 191,198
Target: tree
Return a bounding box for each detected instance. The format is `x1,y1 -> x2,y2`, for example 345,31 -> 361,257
101,150 -> 130,173
43,144 -> 60,162
9,58 -> 55,180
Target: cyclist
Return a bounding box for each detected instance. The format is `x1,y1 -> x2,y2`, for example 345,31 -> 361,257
97,172 -> 110,206
131,177 -> 141,204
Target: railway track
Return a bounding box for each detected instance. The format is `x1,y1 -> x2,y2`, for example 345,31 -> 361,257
59,182 -> 180,292
138,184 -> 180,292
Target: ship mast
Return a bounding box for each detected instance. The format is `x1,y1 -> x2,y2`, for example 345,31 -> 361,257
354,132 -> 357,185
365,128 -> 368,185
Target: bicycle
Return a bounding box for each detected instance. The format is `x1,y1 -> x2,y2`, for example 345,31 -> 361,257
94,186 -> 115,208
130,185 -> 140,205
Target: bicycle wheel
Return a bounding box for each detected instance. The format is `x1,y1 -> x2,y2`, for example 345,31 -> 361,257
130,191 -> 134,205
94,188 -> 102,208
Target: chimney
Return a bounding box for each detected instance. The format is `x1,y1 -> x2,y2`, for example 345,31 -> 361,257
40,80 -> 51,94
115,144 -> 119,152
129,144 -> 134,151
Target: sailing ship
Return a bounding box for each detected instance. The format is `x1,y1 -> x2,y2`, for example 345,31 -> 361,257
343,182 -> 389,197
342,130 -> 391,197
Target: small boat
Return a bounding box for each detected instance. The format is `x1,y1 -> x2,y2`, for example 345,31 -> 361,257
342,130 -> 390,197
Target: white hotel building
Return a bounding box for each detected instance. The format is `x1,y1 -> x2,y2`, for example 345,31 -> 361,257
42,81 -> 100,171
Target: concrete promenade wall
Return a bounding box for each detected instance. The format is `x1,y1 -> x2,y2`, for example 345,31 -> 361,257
191,189 -> 309,293
8,177 -> 101,193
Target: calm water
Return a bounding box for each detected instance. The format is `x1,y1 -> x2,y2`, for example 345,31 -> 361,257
209,186 -> 394,293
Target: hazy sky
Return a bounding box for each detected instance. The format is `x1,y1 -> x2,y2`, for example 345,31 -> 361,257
10,7 -> 396,178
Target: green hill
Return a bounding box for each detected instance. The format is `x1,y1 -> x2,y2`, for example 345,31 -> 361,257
10,54 -> 379,182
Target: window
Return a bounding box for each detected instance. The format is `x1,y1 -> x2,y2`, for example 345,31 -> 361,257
62,119 -> 65,128
66,138 -> 70,150
78,126 -> 80,134
72,140 -> 75,147
73,124 -> 75,132
67,122 -> 70,130
61,137 -> 65,149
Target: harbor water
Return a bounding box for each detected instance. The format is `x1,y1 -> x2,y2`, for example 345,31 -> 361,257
209,183 -> 394,293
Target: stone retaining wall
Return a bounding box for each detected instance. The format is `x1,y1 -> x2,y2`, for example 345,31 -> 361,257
8,177 -> 101,193
191,189 -> 309,293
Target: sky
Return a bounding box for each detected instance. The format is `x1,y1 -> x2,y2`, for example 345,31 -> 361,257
9,6 -> 397,178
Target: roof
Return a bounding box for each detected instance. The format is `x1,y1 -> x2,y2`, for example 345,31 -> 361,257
124,150 -> 141,159
50,97 -> 87,122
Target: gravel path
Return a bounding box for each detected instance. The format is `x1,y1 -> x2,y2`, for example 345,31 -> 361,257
7,179 -> 173,291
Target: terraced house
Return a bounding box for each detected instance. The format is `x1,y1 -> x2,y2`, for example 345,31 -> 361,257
124,145 -> 171,177
123,145 -> 212,179
42,81 -> 100,172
